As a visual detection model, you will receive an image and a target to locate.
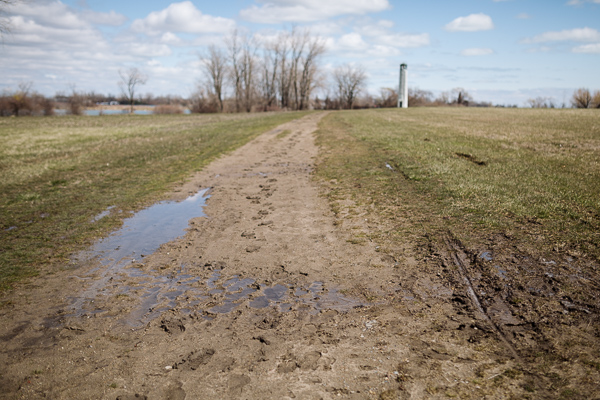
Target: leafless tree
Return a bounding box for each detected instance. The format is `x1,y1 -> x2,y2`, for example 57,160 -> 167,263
296,32 -> 325,110
450,87 -> 473,106
408,88 -> 434,107
260,39 -> 280,110
333,64 -> 367,109
67,84 -> 84,115
377,87 -> 398,108
0,0 -> 18,38
119,68 -> 147,113
8,81 -> 32,116
226,30 -> 258,113
592,90 -> 600,109
262,28 -> 325,111
571,88 -> 592,109
526,96 -> 555,108
201,45 -> 227,112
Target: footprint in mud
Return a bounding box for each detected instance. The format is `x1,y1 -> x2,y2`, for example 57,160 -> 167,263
160,317 -> 186,334
228,374 -> 251,396
174,348 -> 215,371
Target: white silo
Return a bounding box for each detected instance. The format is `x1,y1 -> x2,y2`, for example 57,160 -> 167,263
398,63 -> 408,108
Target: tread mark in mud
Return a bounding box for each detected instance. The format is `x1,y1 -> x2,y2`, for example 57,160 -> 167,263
444,236 -> 521,361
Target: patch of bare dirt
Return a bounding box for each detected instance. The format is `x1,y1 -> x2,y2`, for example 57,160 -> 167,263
1,113 -> 598,399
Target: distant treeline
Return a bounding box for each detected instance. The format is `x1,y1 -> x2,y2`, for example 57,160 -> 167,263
2,24 -> 599,119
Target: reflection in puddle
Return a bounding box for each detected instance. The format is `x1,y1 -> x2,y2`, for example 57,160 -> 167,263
92,188 -> 210,266
71,189 -> 210,318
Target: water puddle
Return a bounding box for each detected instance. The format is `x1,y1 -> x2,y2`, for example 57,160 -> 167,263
200,272 -> 361,318
71,189 -> 210,316
69,186 -> 362,326
91,188 -> 210,266
73,262 -> 363,326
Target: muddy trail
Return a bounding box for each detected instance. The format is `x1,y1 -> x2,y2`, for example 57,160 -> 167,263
1,113 -> 599,399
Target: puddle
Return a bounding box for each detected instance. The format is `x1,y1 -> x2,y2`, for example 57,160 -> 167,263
70,189 -> 210,317
480,252 -> 493,261
72,262 -> 363,326
91,188 -> 210,266
68,186 -> 363,326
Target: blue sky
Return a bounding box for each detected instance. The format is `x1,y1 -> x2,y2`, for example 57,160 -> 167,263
1,0 -> 599,106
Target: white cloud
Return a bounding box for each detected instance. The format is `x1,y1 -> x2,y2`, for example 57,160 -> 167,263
353,19 -> 430,48
240,0 -> 390,23
10,1 -> 88,29
444,13 -> 494,32
524,27 -> 600,43
573,43 -> 600,53
131,1 -> 235,35
338,33 -> 368,50
160,32 -> 183,46
118,43 -> 172,58
461,48 -> 494,56
82,10 -> 127,26
7,15 -> 106,50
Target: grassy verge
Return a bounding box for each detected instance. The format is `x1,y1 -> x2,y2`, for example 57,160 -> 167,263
0,112 -> 309,290
315,108 -> 600,260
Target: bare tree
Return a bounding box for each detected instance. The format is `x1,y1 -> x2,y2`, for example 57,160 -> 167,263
296,32 -> 325,110
571,88 -> 592,109
408,88 -> 434,107
592,90 -> 600,109
260,38 -> 280,110
333,64 -> 367,109
0,0 -> 18,38
119,68 -> 147,113
263,28 -> 325,111
226,30 -> 258,113
526,96 -> 555,108
450,87 -> 473,106
377,87 -> 398,108
8,81 -> 32,116
201,45 -> 227,112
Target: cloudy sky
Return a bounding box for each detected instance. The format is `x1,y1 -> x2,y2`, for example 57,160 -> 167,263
1,0 -> 599,106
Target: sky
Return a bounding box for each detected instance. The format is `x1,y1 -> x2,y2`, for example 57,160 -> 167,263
1,0 -> 599,106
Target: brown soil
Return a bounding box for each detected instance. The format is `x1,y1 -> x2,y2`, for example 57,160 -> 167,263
1,113 -> 599,399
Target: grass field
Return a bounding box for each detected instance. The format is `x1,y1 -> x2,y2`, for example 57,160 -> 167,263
0,112 -> 308,290
315,108 -> 600,261
1,108 -> 599,292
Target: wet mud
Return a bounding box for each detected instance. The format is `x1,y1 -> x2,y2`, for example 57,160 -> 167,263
1,113 -> 599,399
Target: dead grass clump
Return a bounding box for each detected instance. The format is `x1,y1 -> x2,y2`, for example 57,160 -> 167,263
154,105 -> 184,114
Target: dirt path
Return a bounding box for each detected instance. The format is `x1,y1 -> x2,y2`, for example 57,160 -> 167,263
1,113 -> 558,399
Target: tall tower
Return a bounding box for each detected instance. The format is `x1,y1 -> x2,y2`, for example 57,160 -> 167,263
398,63 -> 408,108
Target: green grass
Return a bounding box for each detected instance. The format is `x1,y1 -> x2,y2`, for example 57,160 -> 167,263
315,108 -> 600,259
0,112 -> 309,290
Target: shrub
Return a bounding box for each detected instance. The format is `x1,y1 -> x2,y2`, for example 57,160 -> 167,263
154,104 -> 184,114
